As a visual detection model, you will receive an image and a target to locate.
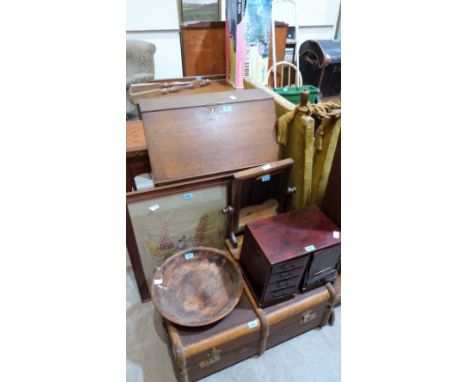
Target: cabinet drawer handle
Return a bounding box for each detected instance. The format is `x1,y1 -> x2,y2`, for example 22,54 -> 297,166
276,280 -> 291,288
272,290 -> 288,298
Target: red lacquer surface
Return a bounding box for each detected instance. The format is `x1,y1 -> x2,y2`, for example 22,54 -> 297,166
246,205 -> 341,265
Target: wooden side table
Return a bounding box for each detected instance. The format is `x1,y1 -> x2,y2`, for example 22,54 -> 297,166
126,120 -> 151,192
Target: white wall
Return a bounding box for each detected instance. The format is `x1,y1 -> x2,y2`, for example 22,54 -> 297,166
126,0 -> 182,79
126,0 -> 180,30
127,30 -> 183,79
126,0 -> 340,79
272,0 -> 341,45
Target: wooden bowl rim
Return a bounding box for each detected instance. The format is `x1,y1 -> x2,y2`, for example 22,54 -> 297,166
151,247 -> 243,327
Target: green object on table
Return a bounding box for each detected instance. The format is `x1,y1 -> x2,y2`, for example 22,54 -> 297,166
274,85 -> 320,105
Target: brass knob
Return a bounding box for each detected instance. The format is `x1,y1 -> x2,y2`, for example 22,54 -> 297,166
222,206 -> 234,215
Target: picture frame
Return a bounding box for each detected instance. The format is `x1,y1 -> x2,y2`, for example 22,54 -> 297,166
126,176 -> 231,302
180,0 -> 220,23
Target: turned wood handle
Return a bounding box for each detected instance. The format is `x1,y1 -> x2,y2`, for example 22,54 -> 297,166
300,90 -> 310,107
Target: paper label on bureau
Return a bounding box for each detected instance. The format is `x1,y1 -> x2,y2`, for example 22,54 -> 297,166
184,252 -> 194,260
183,193 -> 193,200
305,245 -> 316,252
261,175 -> 270,182
247,319 -> 259,329
222,105 -> 232,112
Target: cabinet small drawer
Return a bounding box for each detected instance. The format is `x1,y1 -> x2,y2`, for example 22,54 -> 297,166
271,257 -> 308,274
303,268 -> 338,292
264,285 -> 297,303
269,266 -> 304,283
266,275 -> 301,294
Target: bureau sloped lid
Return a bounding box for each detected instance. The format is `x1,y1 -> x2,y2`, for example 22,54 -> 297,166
141,89 -> 280,183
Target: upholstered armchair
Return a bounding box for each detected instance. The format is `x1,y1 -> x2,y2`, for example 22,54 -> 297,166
126,40 -> 156,118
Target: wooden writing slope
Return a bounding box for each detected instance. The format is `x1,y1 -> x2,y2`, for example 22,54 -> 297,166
140,89 -> 280,184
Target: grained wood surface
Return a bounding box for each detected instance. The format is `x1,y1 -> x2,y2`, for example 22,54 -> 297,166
126,78 -> 234,191
180,22 -> 288,78
126,175 -> 230,204
126,120 -> 151,191
245,205 -> 340,265
228,158 -> 293,245
142,90 -> 279,183
174,293 -> 259,360
126,120 -> 146,153
181,22 -> 226,76
242,276 -> 334,351
126,206 -> 150,301
152,247 -> 243,327
262,285 -> 330,326
239,205 -> 341,307
165,288 -> 261,381
233,158 -> 294,181
131,79 -> 233,104
139,88 -> 271,112
239,199 -> 278,228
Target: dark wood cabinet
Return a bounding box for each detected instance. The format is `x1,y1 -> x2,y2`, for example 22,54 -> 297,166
302,244 -> 340,292
239,205 -> 341,307
321,132 -> 341,227
126,120 -> 151,192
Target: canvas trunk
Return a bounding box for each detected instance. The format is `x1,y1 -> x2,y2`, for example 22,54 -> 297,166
163,280 -> 336,381
164,287 -> 264,382
245,282 -> 337,350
